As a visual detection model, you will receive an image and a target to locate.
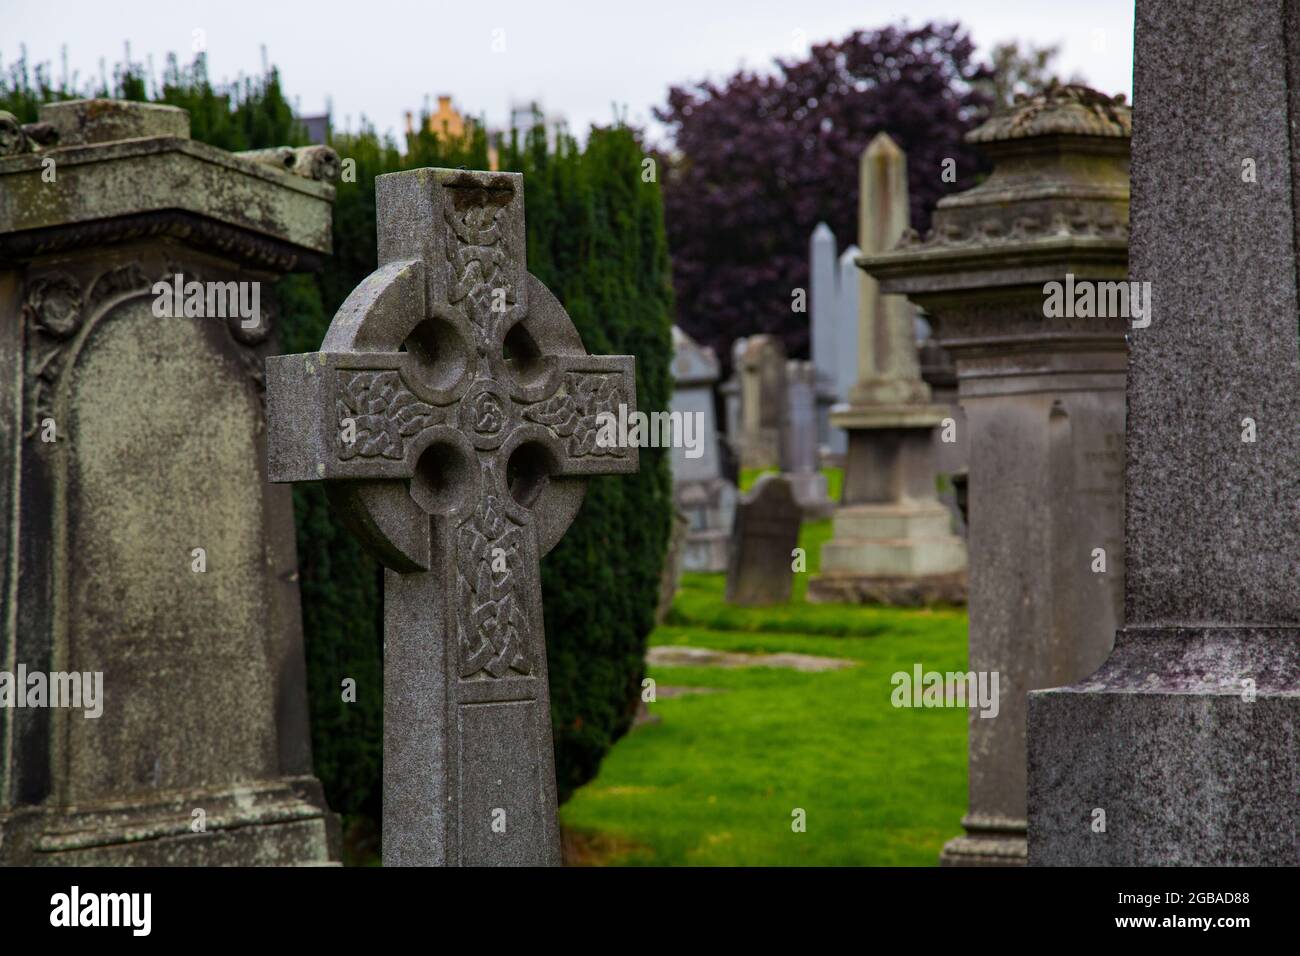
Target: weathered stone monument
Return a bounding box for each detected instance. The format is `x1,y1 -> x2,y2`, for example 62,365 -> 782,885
734,335 -> 786,471
862,87 -> 1132,864
725,475 -> 800,607
809,133 -> 966,606
0,100 -> 338,864
1029,1 -> 1300,866
721,331 -> 829,515
266,167 -> 638,866
669,326 -> 735,572
781,360 -> 832,515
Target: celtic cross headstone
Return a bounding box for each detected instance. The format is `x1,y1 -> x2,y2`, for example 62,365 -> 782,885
266,168 -> 638,866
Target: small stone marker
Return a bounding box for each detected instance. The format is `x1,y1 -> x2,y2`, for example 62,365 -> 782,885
725,474 -> 801,606
781,359 -> 832,515
266,168 -> 638,866
736,335 -> 787,470
669,326 -> 735,572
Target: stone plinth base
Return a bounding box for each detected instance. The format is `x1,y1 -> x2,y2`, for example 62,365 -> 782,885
811,502 -> 967,605
820,499 -> 963,564
0,777 -> 340,866
1028,627 -> 1300,866
818,397 -> 966,604
830,402 -> 945,431
807,569 -> 967,606
940,815 -> 1027,866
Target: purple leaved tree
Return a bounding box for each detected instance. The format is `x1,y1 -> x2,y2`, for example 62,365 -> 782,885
655,22 -> 993,367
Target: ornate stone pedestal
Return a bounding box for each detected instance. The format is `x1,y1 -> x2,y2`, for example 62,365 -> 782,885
862,84 -> 1132,866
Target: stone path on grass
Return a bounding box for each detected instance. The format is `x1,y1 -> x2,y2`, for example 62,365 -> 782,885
646,646 -> 856,672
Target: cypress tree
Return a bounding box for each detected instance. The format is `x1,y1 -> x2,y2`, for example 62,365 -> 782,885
501,125 -> 674,801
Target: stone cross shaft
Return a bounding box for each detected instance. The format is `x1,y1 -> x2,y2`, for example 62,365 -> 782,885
266,168 -> 638,866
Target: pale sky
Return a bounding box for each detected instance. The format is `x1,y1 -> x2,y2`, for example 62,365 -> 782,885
5,0 -> 1135,143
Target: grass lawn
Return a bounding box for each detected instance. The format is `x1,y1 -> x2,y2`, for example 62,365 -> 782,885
559,485 -> 970,866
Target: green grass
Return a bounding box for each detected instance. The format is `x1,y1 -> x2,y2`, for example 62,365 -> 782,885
559,478 -> 969,866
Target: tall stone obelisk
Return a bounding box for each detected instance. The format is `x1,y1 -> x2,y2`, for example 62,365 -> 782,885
808,133 -> 965,605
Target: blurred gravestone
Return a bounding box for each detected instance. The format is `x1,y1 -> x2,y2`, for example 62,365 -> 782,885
809,222 -> 846,458
781,360 -> 831,516
655,509 -> 690,623
725,475 -> 800,606
834,245 -> 860,422
718,337 -> 744,473
669,326 -> 735,571
735,335 -> 787,471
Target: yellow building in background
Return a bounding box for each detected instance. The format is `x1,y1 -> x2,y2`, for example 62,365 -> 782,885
406,95 -> 470,139
405,95 -> 499,169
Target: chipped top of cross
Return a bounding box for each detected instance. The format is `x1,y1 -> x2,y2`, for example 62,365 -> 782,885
265,167 -> 637,573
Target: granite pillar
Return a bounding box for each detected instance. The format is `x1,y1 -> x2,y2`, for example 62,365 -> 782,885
781,360 -> 832,516
809,222 -> 846,459
1029,0 -> 1300,866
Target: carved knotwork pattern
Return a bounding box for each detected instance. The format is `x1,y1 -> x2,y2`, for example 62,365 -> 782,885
471,391 -> 505,434
455,464 -> 531,679
455,379 -> 513,451
337,370 -> 443,460
443,184 -> 516,355
522,372 -> 626,459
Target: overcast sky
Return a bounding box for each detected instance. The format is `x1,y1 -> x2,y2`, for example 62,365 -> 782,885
5,0 -> 1135,142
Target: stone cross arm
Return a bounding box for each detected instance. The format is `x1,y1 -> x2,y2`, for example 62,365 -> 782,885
265,168 -> 638,866
266,288 -> 635,571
